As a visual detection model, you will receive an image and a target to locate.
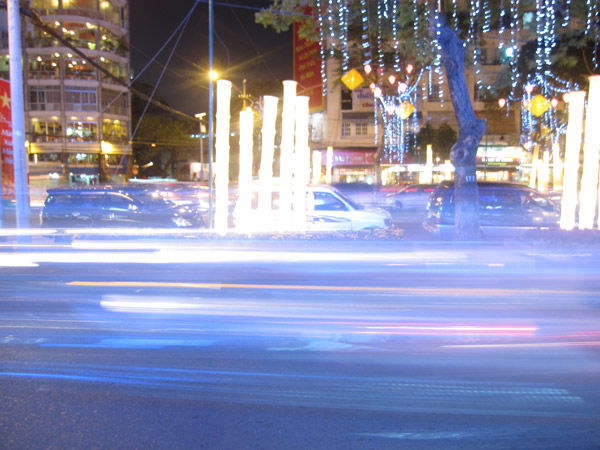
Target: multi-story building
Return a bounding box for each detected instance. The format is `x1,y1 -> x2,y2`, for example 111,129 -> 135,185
0,0 -> 131,197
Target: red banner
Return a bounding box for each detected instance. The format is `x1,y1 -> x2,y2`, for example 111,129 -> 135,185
0,78 -> 13,200
293,8 -> 324,112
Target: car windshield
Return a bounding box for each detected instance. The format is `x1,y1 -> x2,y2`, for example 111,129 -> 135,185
332,189 -> 364,210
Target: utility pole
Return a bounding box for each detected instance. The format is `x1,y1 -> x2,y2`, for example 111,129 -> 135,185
208,0 -> 214,228
7,0 -> 30,233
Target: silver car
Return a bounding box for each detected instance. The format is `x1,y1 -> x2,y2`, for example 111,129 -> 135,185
383,183 -> 438,211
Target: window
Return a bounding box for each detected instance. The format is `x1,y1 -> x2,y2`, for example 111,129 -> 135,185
101,58 -> 127,83
66,120 -> 98,141
31,119 -> 62,142
28,56 -> 60,79
312,192 -> 348,211
65,86 -> 97,111
65,58 -> 96,79
341,122 -> 352,138
103,119 -> 128,142
29,86 -> 60,110
102,89 -> 129,115
428,84 -> 442,102
355,122 -> 368,136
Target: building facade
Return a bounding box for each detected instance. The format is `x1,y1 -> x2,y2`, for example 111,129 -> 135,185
0,0 -> 131,198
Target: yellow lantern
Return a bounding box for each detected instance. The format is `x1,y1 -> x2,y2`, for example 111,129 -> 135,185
397,101 -> 414,119
341,68 -> 364,91
525,94 -> 551,117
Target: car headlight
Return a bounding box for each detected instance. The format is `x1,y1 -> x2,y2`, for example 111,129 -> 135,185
172,217 -> 192,227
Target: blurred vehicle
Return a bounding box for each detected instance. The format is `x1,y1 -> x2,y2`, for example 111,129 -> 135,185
233,185 -> 392,231
331,182 -> 393,207
423,181 -> 560,240
40,186 -> 206,229
382,183 -> 438,211
127,181 -> 212,210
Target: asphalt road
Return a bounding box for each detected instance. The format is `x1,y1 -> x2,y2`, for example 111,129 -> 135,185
1,239 -> 600,449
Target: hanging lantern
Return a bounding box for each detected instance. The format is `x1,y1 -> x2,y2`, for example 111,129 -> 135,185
405,64 -> 414,74
551,98 -> 559,108
397,101 -> 415,120
373,87 -> 382,98
341,68 -> 364,91
369,82 -> 376,92
388,74 -> 396,85
498,98 -> 506,108
363,64 -> 372,75
398,82 -> 408,94
525,84 -> 535,95
525,94 -> 551,117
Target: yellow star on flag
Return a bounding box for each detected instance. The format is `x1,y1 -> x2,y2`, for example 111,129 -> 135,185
0,90 -> 10,110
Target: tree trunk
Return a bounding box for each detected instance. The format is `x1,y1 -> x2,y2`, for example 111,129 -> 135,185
436,10 -> 486,240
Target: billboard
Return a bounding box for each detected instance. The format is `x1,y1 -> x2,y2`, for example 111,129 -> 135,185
0,78 -> 13,200
293,9 -> 324,112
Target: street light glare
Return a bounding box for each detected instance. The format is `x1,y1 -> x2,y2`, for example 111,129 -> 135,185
209,70 -> 219,80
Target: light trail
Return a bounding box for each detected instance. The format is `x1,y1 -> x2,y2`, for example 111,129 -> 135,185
69,280 -> 590,297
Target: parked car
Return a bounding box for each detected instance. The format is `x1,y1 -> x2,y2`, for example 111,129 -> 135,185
423,181 -> 560,240
331,182 -> 393,207
383,183 -> 438,211
233,185 -> 392,231
40,186 -> 206,229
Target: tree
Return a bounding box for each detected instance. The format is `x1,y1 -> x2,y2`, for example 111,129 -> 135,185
257,0 -> 599,239
131,82 -> 197,179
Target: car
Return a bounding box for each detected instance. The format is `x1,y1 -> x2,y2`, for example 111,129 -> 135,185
40,186 -> 206,230
233,184 -> 392,231
423,180 -> 560,240
331,182 -> 393,207
382,183 -> 438,211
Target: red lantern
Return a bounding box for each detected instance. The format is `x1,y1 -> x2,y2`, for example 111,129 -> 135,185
363,64 -> 372,75
498,98 -> 506,108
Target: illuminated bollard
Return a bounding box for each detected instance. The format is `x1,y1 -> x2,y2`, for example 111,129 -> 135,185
214,79 -> 232,233
279,80 -> 297,230
257,95 -> 279,228
293,96 -> 310,231
560,91 -> 586,230
579,76 -> 600,230
420,145 -> 433,183
236,108 -> 253,231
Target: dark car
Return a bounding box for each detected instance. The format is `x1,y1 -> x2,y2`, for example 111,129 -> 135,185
40,186 -> 206,229
423,181 -> 560,240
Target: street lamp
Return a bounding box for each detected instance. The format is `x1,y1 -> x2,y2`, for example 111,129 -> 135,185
194,112 -> 206,180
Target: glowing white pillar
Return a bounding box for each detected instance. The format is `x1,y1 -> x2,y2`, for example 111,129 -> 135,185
560,90 -> 586,230
312,150 -> 322,184
580,75 -> 600,229
293,96 -> 310,230
257,95 -> 279,227
325,146 -> 333,184
214,79 -> 232,233
420,144 -> 433,183
236,108 -> 254,231
552,142 -> 563,191
278,80 -> 297,229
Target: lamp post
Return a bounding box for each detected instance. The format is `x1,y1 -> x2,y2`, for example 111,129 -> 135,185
194,112 -> 206,180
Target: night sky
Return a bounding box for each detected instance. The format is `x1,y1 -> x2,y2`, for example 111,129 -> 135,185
129,0 -> 293,118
